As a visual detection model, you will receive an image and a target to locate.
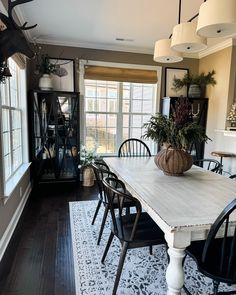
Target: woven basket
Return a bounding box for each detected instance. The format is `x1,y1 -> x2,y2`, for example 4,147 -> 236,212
154,147 -> 193,176
82,166 -> 95,186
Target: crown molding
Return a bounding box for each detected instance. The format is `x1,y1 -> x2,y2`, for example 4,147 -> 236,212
31,37 -> 154,55
198,38 -> 234,59
11,5 -> 33,40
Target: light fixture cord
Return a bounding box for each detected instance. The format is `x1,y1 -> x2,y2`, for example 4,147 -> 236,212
178,0 -> 182,25
169,0 -> 207,38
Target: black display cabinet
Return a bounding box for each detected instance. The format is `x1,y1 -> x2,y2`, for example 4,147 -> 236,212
161,97 -> 208,161
29,90 -> 80,183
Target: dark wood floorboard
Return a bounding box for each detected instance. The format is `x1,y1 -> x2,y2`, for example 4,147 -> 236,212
0,182 -> 98,295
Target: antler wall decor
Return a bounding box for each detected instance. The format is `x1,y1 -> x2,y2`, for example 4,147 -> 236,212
0,0 -> 37,82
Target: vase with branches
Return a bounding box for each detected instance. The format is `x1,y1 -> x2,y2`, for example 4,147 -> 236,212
143,97 -> 210,175
172,70 -> 216,98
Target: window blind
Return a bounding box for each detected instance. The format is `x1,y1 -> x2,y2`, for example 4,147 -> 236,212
84,65 -> 158,84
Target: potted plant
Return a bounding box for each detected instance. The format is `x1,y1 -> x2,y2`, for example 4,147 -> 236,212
35,54 -> 56,90
172,70 -> 216,98
78,145 -> 98,186
143,97 -> 210,176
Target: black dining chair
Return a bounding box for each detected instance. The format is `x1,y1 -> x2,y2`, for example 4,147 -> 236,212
102,176 -> 166,295
92,162 -> 134,245
193,158 -> 222,173
183,198 -> 236,295
118,138 -> 151,157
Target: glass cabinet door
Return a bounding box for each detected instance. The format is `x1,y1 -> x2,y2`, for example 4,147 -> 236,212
30,90 -> 80,182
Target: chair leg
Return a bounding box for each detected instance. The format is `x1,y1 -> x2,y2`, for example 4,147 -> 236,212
149,245 -> 153,255
213,281 -> 219,295
91,199 -> 102,225
112,241 -> 129,295
97,205 -> 109,245
101,232 -> 114,263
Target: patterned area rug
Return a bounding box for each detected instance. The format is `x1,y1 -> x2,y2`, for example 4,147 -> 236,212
69,200 -> 236,295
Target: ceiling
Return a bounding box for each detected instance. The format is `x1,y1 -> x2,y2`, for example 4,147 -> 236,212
12,0 -> 232,55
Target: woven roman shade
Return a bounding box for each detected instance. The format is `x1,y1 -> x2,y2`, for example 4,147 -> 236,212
84,65 -> 158,84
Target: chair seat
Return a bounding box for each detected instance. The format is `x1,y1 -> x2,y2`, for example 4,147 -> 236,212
112,212 -> 165,246
186,238 -> 235,284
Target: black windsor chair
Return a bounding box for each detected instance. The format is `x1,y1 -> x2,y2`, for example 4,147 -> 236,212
102,176 -> 166,295
184,199 -> 236,295
118,138 -> 151,157
193,158 -> 222,173
91,162 -> 134,245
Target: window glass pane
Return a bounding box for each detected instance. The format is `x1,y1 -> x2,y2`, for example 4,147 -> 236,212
97,114 -> 106,128
107,114 -> 117,127
4,155 -> 11,180
85,77 -> 156,155
132,100 -> 142,113
107,87 -> 118,99
97,87 -> 106,98
86,114 -> 96,127
97,99 -> 106,112
13,147 -> 22,171
132,115 -> 142,128
143,85 -> 153,100
12,129 -> 21,149
2,109 -> 10,132
132,85 -> 142,99
11,110 -> 21,130
143,100 -> 153,113
0,83 -> 7,105
86,98 -> 98,112
3,132 -> 10,156
122,128 -> 129,141
131,128 -> 142,138
1,58 -> 24,182
10,88 -> 17,107
85,85 -> 96,97
108,99 -> 117,112
122,99 -> 130,112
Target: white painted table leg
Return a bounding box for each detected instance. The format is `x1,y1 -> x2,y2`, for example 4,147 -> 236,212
166,246 -> 186,295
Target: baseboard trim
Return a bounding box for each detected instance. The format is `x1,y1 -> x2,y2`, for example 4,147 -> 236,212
0,182 -> 32,262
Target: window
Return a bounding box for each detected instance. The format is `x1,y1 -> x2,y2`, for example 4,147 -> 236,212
84,79 -> 157,155
0,58 -> 27,185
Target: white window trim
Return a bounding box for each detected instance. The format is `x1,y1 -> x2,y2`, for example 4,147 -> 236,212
79,60 -> 162,149
0,61 -> 30,200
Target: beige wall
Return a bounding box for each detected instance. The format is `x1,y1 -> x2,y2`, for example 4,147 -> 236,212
0,170 -> 31,260
27,43 -> 199,99
199,46 -> 236,174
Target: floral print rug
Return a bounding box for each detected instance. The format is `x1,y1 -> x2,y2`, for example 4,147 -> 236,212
69,200 -> 236,295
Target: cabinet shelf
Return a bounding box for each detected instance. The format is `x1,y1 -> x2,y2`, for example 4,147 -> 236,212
29,90 -> 80,183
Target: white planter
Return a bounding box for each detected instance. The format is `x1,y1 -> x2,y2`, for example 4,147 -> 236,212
39,74 -> 53,90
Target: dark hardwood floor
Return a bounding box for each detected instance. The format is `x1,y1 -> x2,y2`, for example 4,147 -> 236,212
0,182 -> 98,295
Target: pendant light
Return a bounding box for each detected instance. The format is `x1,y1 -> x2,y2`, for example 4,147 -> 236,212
153,39 -> 183,63
171,22 -> 207,53
153,0 -> 183,63
197,0 -> 236,38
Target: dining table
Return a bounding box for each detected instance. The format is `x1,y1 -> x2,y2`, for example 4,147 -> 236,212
103,156 -> 236,295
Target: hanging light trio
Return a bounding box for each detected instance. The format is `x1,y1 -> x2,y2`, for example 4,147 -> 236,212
154,0 -> 236,63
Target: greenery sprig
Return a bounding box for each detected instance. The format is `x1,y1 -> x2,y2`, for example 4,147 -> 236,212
172,70 -> 216,90
35,54 -> 56,75
143,97 -> 210,150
